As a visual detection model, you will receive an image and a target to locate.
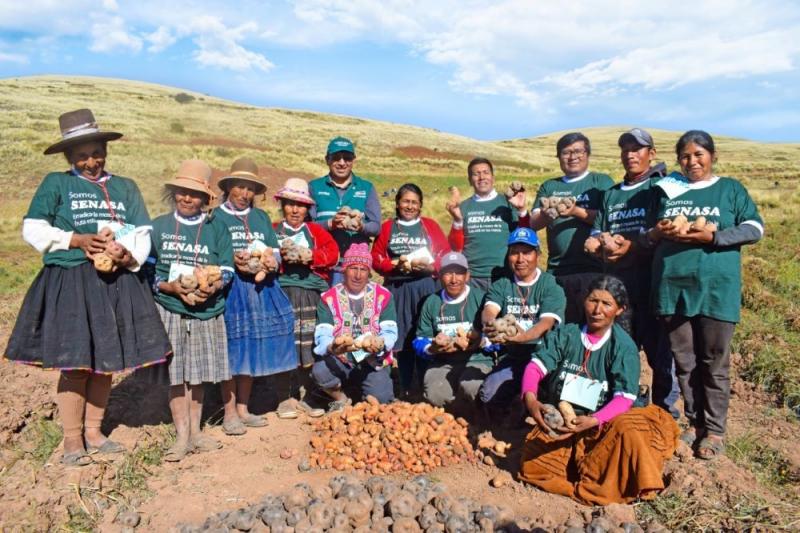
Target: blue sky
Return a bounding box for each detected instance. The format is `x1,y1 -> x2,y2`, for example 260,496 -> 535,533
1,0 -> 799,142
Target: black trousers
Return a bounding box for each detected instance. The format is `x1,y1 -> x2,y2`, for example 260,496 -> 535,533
662,315 -> 736,437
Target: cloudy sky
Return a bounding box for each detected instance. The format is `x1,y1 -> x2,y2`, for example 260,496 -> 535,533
1,0 -> 799,141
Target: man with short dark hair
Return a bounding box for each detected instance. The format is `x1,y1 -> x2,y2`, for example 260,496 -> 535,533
446,157 -> 528,290
528,132 -> 613,323
309,136 -> 382,285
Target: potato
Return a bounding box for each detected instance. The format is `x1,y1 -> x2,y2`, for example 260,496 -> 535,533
504,180 -> 525,199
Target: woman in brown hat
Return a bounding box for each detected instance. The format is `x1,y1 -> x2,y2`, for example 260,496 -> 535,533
146,159 -> 235,460
272,177 -> 339,417
214,159 -> 298,431
5,109 -> 171,466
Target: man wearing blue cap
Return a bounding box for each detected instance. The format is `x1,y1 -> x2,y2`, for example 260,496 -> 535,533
479,227 -> 566,418
309,136 -> 382,285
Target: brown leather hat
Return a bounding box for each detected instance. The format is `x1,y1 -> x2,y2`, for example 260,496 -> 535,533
44,108 -> 123,155
165,159 -> 216,199
216,157 -> 268,195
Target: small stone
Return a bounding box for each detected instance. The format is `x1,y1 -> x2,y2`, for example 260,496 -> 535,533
117,511 -> 141,528
587,516 -> 613,532
280,448 -> 295,460
581,509 -> 594,523
298,457 -> 311,472
483,455 -> 495,466
621,523 -> 644,533
490,475 -> 505,488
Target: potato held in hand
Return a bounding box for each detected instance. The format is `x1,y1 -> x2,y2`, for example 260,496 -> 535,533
504,180 -> 525,199
331,334 -> 355,353
690,215 -> 718,232
486,314 -> 521,344
446,186 -> 462,211
91,227 -> 117,273
280,239 -> 313,265
337,206 -> 363,231
584,236 -> 602,255
539,197 -> 560,219
354,334 -> 385,354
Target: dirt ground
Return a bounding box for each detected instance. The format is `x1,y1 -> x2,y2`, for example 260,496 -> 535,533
0,350 -> 798,531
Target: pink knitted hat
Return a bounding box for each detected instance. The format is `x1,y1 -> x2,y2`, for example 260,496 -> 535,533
342,243 -> 372,268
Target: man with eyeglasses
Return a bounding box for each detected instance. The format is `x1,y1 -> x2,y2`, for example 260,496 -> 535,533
447,157 -> 528,291
309,136 -> 382,285
528,132 -> 613,323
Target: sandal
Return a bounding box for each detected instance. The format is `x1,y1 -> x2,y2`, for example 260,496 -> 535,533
163,442 -> 193,462
297,400 -> 325,418
61,451 -> 93,467
240,413 -> 268,427
277,398 -> 300,419
190,434 -> 222,453
696,436 -> 725,460
222,418 -> 247,436
86,439 -> 126,455
679,428 -> 697,447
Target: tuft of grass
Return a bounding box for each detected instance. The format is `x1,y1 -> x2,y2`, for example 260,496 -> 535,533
113,424 -> 174,496
727,432 -> 800,487
63,503 -> 97,532
28,418 -> 62,466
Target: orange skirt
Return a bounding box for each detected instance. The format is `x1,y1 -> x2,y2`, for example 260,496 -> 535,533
519,405 -> 679,505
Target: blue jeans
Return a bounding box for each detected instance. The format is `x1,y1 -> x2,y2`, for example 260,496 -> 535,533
311,354 -> 394,404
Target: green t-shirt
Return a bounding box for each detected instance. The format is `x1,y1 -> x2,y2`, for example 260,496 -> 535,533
485,270 -> 566,359
535,171 -> 614,275
213,204 -> 279,253
415,286 -> 490,364
150,212 -> 234,320
593,177 -> 658,271
461,192 -> 518,278
25,171 -> 151,268
534,323 -> 640,416
274,222 -> 328,292
648,176 -> 763,323
385,219 -> 432,281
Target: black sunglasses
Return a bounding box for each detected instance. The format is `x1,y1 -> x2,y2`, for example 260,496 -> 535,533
328,152 -> 355,162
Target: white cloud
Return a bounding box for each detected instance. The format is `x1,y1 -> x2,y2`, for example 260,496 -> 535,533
0,52 -> 28,64
102,0 -> 119,10
89,16 -> 143,53
190,15 -> 274,72
145,26 -> 177,53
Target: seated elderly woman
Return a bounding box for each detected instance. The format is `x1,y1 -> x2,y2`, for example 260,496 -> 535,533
519,275 -> 679,505
311,243 -> 398,408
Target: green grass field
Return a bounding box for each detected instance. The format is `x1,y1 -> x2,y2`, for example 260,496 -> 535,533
1,75 -> 799,411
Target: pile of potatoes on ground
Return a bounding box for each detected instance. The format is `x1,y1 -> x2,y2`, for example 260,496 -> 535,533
174,475 -> 650,533
307,397 -> 476,475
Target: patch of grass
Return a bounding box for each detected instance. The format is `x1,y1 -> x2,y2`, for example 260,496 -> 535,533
169,121 -> 184,133
113,424 -> 174,496
28,418 -> 62,466
727,432 -> 800,487
63,503 -> 97,532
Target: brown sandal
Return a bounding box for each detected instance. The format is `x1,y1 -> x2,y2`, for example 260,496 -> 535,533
696,436 -> 725,460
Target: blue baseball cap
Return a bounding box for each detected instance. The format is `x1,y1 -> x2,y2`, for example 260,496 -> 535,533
507,227 -> 540,249
326,136 -> 355,156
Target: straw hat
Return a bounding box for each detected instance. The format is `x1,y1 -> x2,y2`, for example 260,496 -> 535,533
44,108 -> 123,155
216,158 -> 268,195
165,159 -> 215,198
274,177 -> 315,205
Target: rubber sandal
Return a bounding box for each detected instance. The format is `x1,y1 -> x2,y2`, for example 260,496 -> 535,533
163,442 -> 193,462
240,413 -> 268,427
86,439 -> 126,455
222,418 -> 247,436
297,400 -> 325,418
696,436 -> 725,461
61,451 -> 92,467
679,428 -> 697,447
327,398 -> 352,413
277,398 -> 300,419
191,434 -> 222,452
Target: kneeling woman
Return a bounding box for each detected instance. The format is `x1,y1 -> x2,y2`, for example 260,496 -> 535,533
519,276 -> 678,505
146,160 -> 234,461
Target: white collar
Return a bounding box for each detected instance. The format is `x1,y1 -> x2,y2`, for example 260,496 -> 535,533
687,176 -> 720,189
473,189 -> 498,202
346,289 -> 366,300
441,285 -> 470,304
562,170 -> 589,183
173,211 -> 207,226
220,202 -> 251,216
580,325 -> 612,350
514,268 -> 541,287
282,221 -> 306,232
619,178 -> 650,191
397,217 -> 421,226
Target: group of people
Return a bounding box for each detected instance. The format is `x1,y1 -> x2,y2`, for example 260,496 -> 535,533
5,108 -> 763,506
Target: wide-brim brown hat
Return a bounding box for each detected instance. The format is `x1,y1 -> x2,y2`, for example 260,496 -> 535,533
216,157 -> 268,195
165,159 -> 216,199
44,108 -> 123,155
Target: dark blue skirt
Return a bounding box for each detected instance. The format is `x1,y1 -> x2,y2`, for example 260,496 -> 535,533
384,275 -> 438,352
224,273 -> 297,376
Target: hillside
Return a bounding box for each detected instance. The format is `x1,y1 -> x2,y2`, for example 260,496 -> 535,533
0,76 -> 798,530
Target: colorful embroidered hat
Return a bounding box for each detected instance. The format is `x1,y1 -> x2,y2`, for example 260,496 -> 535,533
342,243 -> 372,268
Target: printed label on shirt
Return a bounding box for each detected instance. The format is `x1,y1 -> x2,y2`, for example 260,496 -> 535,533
437,321 -> 472,337
280,232 -> 310,249
405,246 -> 434,263
560,373 -> 604,410
98,220 -> 136,251
168,263 -> 196,282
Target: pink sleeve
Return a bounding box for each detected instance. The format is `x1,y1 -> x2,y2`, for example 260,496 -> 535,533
593,395 -> 633,427
520,362 -> 545,398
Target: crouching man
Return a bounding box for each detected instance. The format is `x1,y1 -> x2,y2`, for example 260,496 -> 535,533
312,243 -> 398,408
413,252 -> 490,418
